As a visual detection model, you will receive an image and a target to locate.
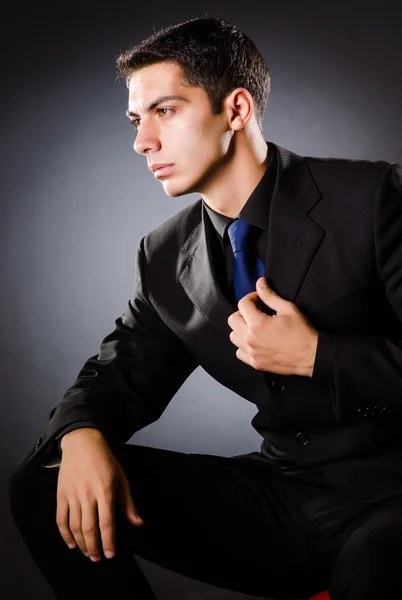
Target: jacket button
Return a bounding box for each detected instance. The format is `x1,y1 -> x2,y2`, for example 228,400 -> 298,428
296,432 -> 310,446
270,380 -> 287,393
34,437 -> 42,451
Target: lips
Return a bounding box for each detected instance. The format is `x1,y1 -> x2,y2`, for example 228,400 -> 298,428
153,165 -> 174,178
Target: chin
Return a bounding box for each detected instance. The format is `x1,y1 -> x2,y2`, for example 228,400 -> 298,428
162,180 -> 197,198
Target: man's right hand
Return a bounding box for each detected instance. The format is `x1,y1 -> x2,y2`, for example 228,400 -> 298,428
56,428 -> 144,562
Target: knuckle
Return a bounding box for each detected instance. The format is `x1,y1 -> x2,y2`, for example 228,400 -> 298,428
70,528 -> 82,539
82,484 -> 94,498
250,356 -> 259,369
246,334 -> 256,348
249,317 -> 261,331
81,523 -> 96,535
99,516 -> 113,529
99,481 -> 114,498
249,347 -> 257,359
69,521 -> 82,535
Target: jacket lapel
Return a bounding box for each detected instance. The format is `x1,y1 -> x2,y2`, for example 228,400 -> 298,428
179,142 -> 325,335
179,204 -> 236,335
266,144 -> 325,303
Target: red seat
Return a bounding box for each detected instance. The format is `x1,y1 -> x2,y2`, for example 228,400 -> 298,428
308,592 -> 330,600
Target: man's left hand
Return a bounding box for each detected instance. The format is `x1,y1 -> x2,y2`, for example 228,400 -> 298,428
227,277 -> 319,377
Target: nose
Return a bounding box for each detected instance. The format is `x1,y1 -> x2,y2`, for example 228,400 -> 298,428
133,122 -> 161,155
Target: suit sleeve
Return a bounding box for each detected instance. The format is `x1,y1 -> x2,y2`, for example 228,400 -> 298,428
312,162 -> 402,421
40,423 -> 103,468
31,235 -> 199,466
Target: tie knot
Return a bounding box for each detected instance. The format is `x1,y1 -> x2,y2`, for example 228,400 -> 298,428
227,219 -> 253,254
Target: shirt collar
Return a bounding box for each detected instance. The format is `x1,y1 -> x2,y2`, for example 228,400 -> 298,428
203,141 -> 277,240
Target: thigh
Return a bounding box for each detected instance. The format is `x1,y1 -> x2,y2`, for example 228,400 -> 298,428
113,444 -> 321,599
9,441 -> 319,599
327,495 -> 402,599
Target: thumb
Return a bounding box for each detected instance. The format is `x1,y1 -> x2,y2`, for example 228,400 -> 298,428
117,475 -> 145,526
256,278 -> 285,311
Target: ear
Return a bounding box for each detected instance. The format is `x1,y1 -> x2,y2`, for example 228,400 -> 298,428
224,88 -> 254,131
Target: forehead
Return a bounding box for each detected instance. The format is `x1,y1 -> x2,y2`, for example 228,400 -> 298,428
129,62 -> 185,92
128,62 -> 204,110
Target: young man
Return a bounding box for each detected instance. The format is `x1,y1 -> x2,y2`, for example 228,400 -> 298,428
9,16 -> 402,600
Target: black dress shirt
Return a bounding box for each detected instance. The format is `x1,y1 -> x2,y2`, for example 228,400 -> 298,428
203,141 -> 277,307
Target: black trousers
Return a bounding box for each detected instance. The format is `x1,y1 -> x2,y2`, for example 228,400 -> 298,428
8,440 -> 402,600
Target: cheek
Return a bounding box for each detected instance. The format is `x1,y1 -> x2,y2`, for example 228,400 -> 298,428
189,131 -> 225,166
165,115 -> 228,178
181,115 -> 224,149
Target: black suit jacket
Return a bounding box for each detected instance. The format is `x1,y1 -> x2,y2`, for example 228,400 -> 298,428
28,142 -> 402,505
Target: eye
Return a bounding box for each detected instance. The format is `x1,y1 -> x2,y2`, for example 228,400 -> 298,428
157,107 -> 173,117
130,108 -> 174,131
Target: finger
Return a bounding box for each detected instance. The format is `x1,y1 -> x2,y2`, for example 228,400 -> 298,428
228,319 -> 248,342
238,293 -> 266,326
118,476 -> 144,527
256,278 -> 290,313
227,309 -> 243,330
68,496 -> 88,556
56,495 -> 77,550
242,291 -> 277,316
235,347 -> 252,367
81,496 -> 102,562
97,489 -> 117,559
229,330 -> 244,350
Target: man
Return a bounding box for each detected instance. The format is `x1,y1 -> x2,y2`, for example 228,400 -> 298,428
8,16 -> 402,600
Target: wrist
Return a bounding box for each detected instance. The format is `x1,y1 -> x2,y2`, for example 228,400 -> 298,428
60,427 -> 104,451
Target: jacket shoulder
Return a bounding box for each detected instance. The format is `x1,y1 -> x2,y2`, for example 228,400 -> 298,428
142,198 -> 202,256
303,153 -> 393,191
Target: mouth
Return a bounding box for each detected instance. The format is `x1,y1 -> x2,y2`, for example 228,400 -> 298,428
153,165 -> 174,178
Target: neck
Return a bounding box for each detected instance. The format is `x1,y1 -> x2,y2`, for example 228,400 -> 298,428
201,136 -> 269,218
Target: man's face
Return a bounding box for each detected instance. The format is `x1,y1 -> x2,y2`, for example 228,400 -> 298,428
127,61 -> 232,197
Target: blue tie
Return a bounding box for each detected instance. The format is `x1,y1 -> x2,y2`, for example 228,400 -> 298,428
227,219 -> 265,302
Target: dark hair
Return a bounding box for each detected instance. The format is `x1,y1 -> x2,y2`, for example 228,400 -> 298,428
116,17 -> 270,132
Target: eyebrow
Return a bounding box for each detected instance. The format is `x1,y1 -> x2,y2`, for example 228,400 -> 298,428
126,95 -> 189,119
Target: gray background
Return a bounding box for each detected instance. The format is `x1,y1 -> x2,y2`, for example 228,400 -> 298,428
2,1 -> 402,598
